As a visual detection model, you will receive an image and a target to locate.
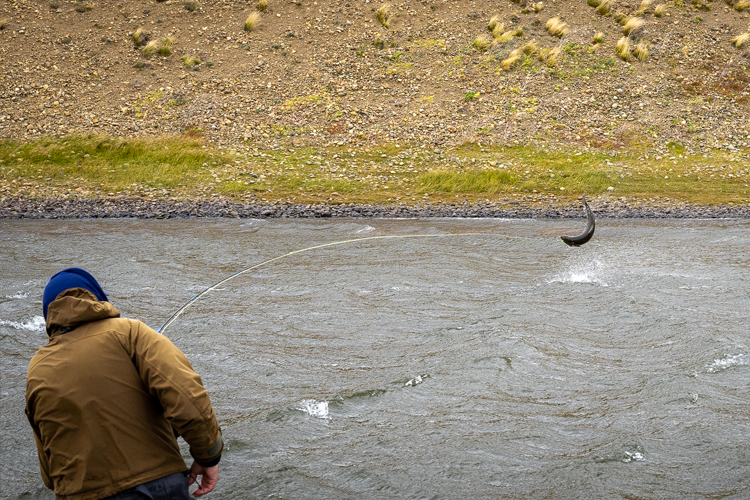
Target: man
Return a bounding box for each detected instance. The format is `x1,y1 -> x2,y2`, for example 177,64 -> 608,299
25,268 -> 223,499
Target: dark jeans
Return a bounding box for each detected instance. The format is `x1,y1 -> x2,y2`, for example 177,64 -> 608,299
102,471 -> 194,500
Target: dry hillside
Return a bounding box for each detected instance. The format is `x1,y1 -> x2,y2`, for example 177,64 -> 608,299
0,0 -> 749,153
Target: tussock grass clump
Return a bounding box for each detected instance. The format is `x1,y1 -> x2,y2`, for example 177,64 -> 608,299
732,32 -> 749,48
616,36 -> 632,60
522,40 -> 539,55
538,47 -> 560,66
487,15 -> 502,32
376,4 -> 391,28
472,34 -> 492,52
374,36 -> 384,49
142,40 -> 158,58
132,27 -> 146,47
593,32 -> 604,44
255,0 -> 268,12
735,0 -> 749,11
181,55 -> 201,67
533,2 -> 545,12
636,0 -> 652,15
622,17 -> 644,36
655,4 -> 667,16
588,0 -> 601,6
158,37 -> 173,56
501,49 -> 522,70
633,40 -> 649,60
614,12 -> 627,24
545,17 -> 569,37
691,0 -> 712,10
493,27 -> 514,43
184,1 -> 199,12
597,0 -> 612,15
244,12 -> 261,31
514,28 -> 524,37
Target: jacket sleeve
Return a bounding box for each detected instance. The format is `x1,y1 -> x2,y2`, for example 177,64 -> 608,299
125,320 -> 223,466
25,406 -> 53,489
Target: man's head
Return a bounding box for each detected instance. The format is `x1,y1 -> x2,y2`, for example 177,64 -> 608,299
43,268 -> 108,319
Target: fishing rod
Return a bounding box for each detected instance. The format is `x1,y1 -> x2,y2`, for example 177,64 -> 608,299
158,232 -> 487,334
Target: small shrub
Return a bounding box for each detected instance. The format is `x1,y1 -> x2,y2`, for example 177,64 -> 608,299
622,17 -> 644,35
493,28 -> 514,43
464,91 -> 480,101
522,40 -> 539,55
545,17 -> 569,38
158,37 -> 173,56
636,0 -> 652,15
244,11 -> 261,31
501,49 -> 522,70
256,0 -> 268,12
735,0 -> 749,10
655,4 -> 667,16
132,27 -> 146,47
593,32 -> 604,44
633,41 -> 649,60
181,55 -> 201,67
185,1 -> 199,12
691,0 -> 711,10
376,4 -> 391,28
616,36 -> 631,60
472,34 -> 492,52
514,28 -> 524,37
732,32 -> 749,48
487,15 -> 502,32
597,0 -> 612,15
142,40 -> 158,58
374,36 -> 384,49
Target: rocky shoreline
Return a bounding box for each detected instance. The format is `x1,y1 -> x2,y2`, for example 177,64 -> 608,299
3,196 -> 749,220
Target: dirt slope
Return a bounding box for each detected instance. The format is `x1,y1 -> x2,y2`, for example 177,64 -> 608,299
0,0 -> 749,153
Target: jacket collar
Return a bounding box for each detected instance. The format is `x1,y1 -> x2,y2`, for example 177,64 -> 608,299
46,288 -> 120,337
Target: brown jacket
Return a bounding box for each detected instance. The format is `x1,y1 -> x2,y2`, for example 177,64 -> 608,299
26,288 -> 223,500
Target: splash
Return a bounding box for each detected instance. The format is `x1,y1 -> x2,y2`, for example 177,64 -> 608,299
549,259 -> 609,286
297,399 -> 330,419
706,353 -> 747,373
4,293 -> 28,299
0,316 -> 46,332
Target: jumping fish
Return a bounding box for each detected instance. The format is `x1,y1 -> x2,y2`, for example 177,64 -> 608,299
560,196 -> 595,247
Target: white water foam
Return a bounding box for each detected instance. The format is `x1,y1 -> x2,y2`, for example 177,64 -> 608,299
706,354 -> 747,373
298,399 -> 330,419
549,259 -> 609,286
622,450 -> 644,463
0,316 -> 46,332
357,225 -> 376,233
4,293 -> 28,299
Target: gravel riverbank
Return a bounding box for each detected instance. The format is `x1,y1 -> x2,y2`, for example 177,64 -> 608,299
3,196 -> 748,220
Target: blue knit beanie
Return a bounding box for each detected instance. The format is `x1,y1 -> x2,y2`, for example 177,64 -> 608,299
43,268 -> 108,320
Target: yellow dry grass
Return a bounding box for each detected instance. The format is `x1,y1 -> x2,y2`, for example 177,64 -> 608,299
255,0 -> 267,12
472,34 -> 492,52
732,32 -> 749,48
622,17 -> 644,36
545,17 -> 570,37
597,0 -> 612,15
501,49 -> 522,70
616,36 -> 632,60
655,4 -> 667,16
523,40 -> 539,55
593,32 -> 604,44
244,11 -> 261,31
142,40 -> 158,59
487,15 -> 502,32
636,0 -> 652,15
633,40 -> 649,61
376,4 -> 391,28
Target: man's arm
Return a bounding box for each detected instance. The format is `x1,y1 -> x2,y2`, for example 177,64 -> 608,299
121,320 -> 223,467
25,406 -> 53,490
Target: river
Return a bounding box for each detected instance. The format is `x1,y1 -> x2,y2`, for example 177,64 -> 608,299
2,218 -> 750,499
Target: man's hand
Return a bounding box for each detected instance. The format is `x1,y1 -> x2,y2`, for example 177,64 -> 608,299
188,461 -> 219,497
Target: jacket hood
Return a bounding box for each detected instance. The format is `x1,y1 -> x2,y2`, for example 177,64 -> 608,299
45,288 -> 120,336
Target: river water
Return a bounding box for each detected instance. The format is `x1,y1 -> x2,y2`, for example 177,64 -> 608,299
2,218 -> 750,499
